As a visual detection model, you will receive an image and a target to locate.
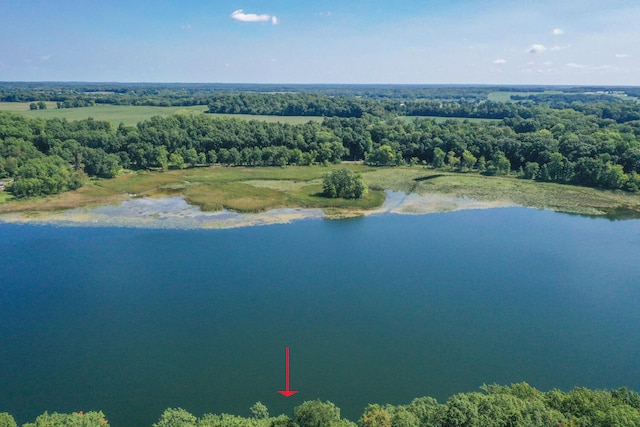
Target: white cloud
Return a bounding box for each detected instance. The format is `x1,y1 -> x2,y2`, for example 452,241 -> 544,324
553,28 -> 564,36
566,62 -> 586,69
493,59 -> 507,64
181,24 -> 192,30
231,9 -> 279,24
40,55 -> 51,61
615,53 -> 631,58
551,44 -> 571,51
527,44 -> 547,54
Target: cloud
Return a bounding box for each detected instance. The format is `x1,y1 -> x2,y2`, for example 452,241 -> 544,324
493,59 -> 507,64
527,44 -> 547,54
615,53 -> 631,58
231,9 -> 279,24
40,55 -> 51,61
181,24 -> 192,30
566,62 -> 586,69
551,44 -> 571,51
553,28 -> 564,36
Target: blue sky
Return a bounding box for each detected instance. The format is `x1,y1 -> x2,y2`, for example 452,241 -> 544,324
1,0 -> 638,84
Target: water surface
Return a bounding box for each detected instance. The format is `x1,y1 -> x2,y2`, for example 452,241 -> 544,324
1,208 -> 639,426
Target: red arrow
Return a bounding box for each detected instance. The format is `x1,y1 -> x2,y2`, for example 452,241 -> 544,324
277,347 -> 298,397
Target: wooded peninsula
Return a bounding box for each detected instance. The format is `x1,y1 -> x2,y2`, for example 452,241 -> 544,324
2,83 -> 640,218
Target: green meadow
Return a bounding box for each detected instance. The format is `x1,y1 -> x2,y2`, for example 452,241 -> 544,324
0,103 -> 324,126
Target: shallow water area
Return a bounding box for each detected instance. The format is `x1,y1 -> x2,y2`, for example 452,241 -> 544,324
374,190 -> 514,214
0,191 -> 516,229
0,196 -> 325,229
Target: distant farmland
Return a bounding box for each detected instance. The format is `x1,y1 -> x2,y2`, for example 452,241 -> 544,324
0,103 -> 324,126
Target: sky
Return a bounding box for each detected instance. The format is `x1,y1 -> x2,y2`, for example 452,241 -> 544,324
1,0 -> 639,85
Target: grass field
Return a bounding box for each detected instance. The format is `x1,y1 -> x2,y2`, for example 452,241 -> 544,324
0,103 -> 325,126
2,165 -> 640,219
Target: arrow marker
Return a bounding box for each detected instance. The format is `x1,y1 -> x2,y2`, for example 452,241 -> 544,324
277,347 -> 298,397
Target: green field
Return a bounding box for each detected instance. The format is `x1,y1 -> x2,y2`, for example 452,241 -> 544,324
0,103 -> 324,126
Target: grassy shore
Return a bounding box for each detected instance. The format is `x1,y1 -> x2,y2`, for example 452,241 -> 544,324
2,165 -> 640,219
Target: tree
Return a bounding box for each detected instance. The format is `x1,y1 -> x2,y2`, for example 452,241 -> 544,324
155,146 -> 170,171
153,408 -> 196,427
486,151 -> 511,176
23,411 -> 109,427
250,402 -> 269,419
0,413 -> 17,427
322,168 -> 367,199
523,162 -> 540,179
446,151 -> 460,170
432,147 -> 446,168
170,152 -> 185,169
366,144 -> 396,166
294,400 -> 341,427
461,149 -> 477,170
359,405 -> 391,427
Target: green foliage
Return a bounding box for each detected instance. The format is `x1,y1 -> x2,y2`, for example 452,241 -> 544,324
359,404 -> 391,427
0,413 -> 17,427
366,144 -> 397,166
461,149 -> 477,170
432,147 -> 446,168
250,402 -> 269,420
4,384 -> 640,427
4,83 -> 640,201
153,408 -> 197,427
446,150 -> 460,170
23,411 -> 109,427
323,168 -> 367,199
170,152 -> 185,169
294,400 -> 341,427
8,155 -> 85,198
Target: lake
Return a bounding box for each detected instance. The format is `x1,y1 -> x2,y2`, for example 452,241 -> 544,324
1,207 -> 640,427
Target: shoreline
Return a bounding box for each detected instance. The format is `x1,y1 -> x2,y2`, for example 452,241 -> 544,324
2,165 -> 640,228
0,191 -> 517,229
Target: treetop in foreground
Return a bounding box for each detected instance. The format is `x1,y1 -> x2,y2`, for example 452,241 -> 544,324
5,383 -> 640,426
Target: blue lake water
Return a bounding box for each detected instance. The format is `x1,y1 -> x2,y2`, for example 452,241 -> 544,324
1,207 -> 640,426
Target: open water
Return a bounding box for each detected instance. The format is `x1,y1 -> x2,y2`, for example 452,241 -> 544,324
1,207 -> 640,426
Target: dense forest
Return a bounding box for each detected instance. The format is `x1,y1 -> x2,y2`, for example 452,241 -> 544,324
2,83 -> 640,199
2,383 -> 640,427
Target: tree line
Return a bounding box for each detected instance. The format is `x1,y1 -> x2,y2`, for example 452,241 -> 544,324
3,89 -> 640,198
2,383 -> 640,427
